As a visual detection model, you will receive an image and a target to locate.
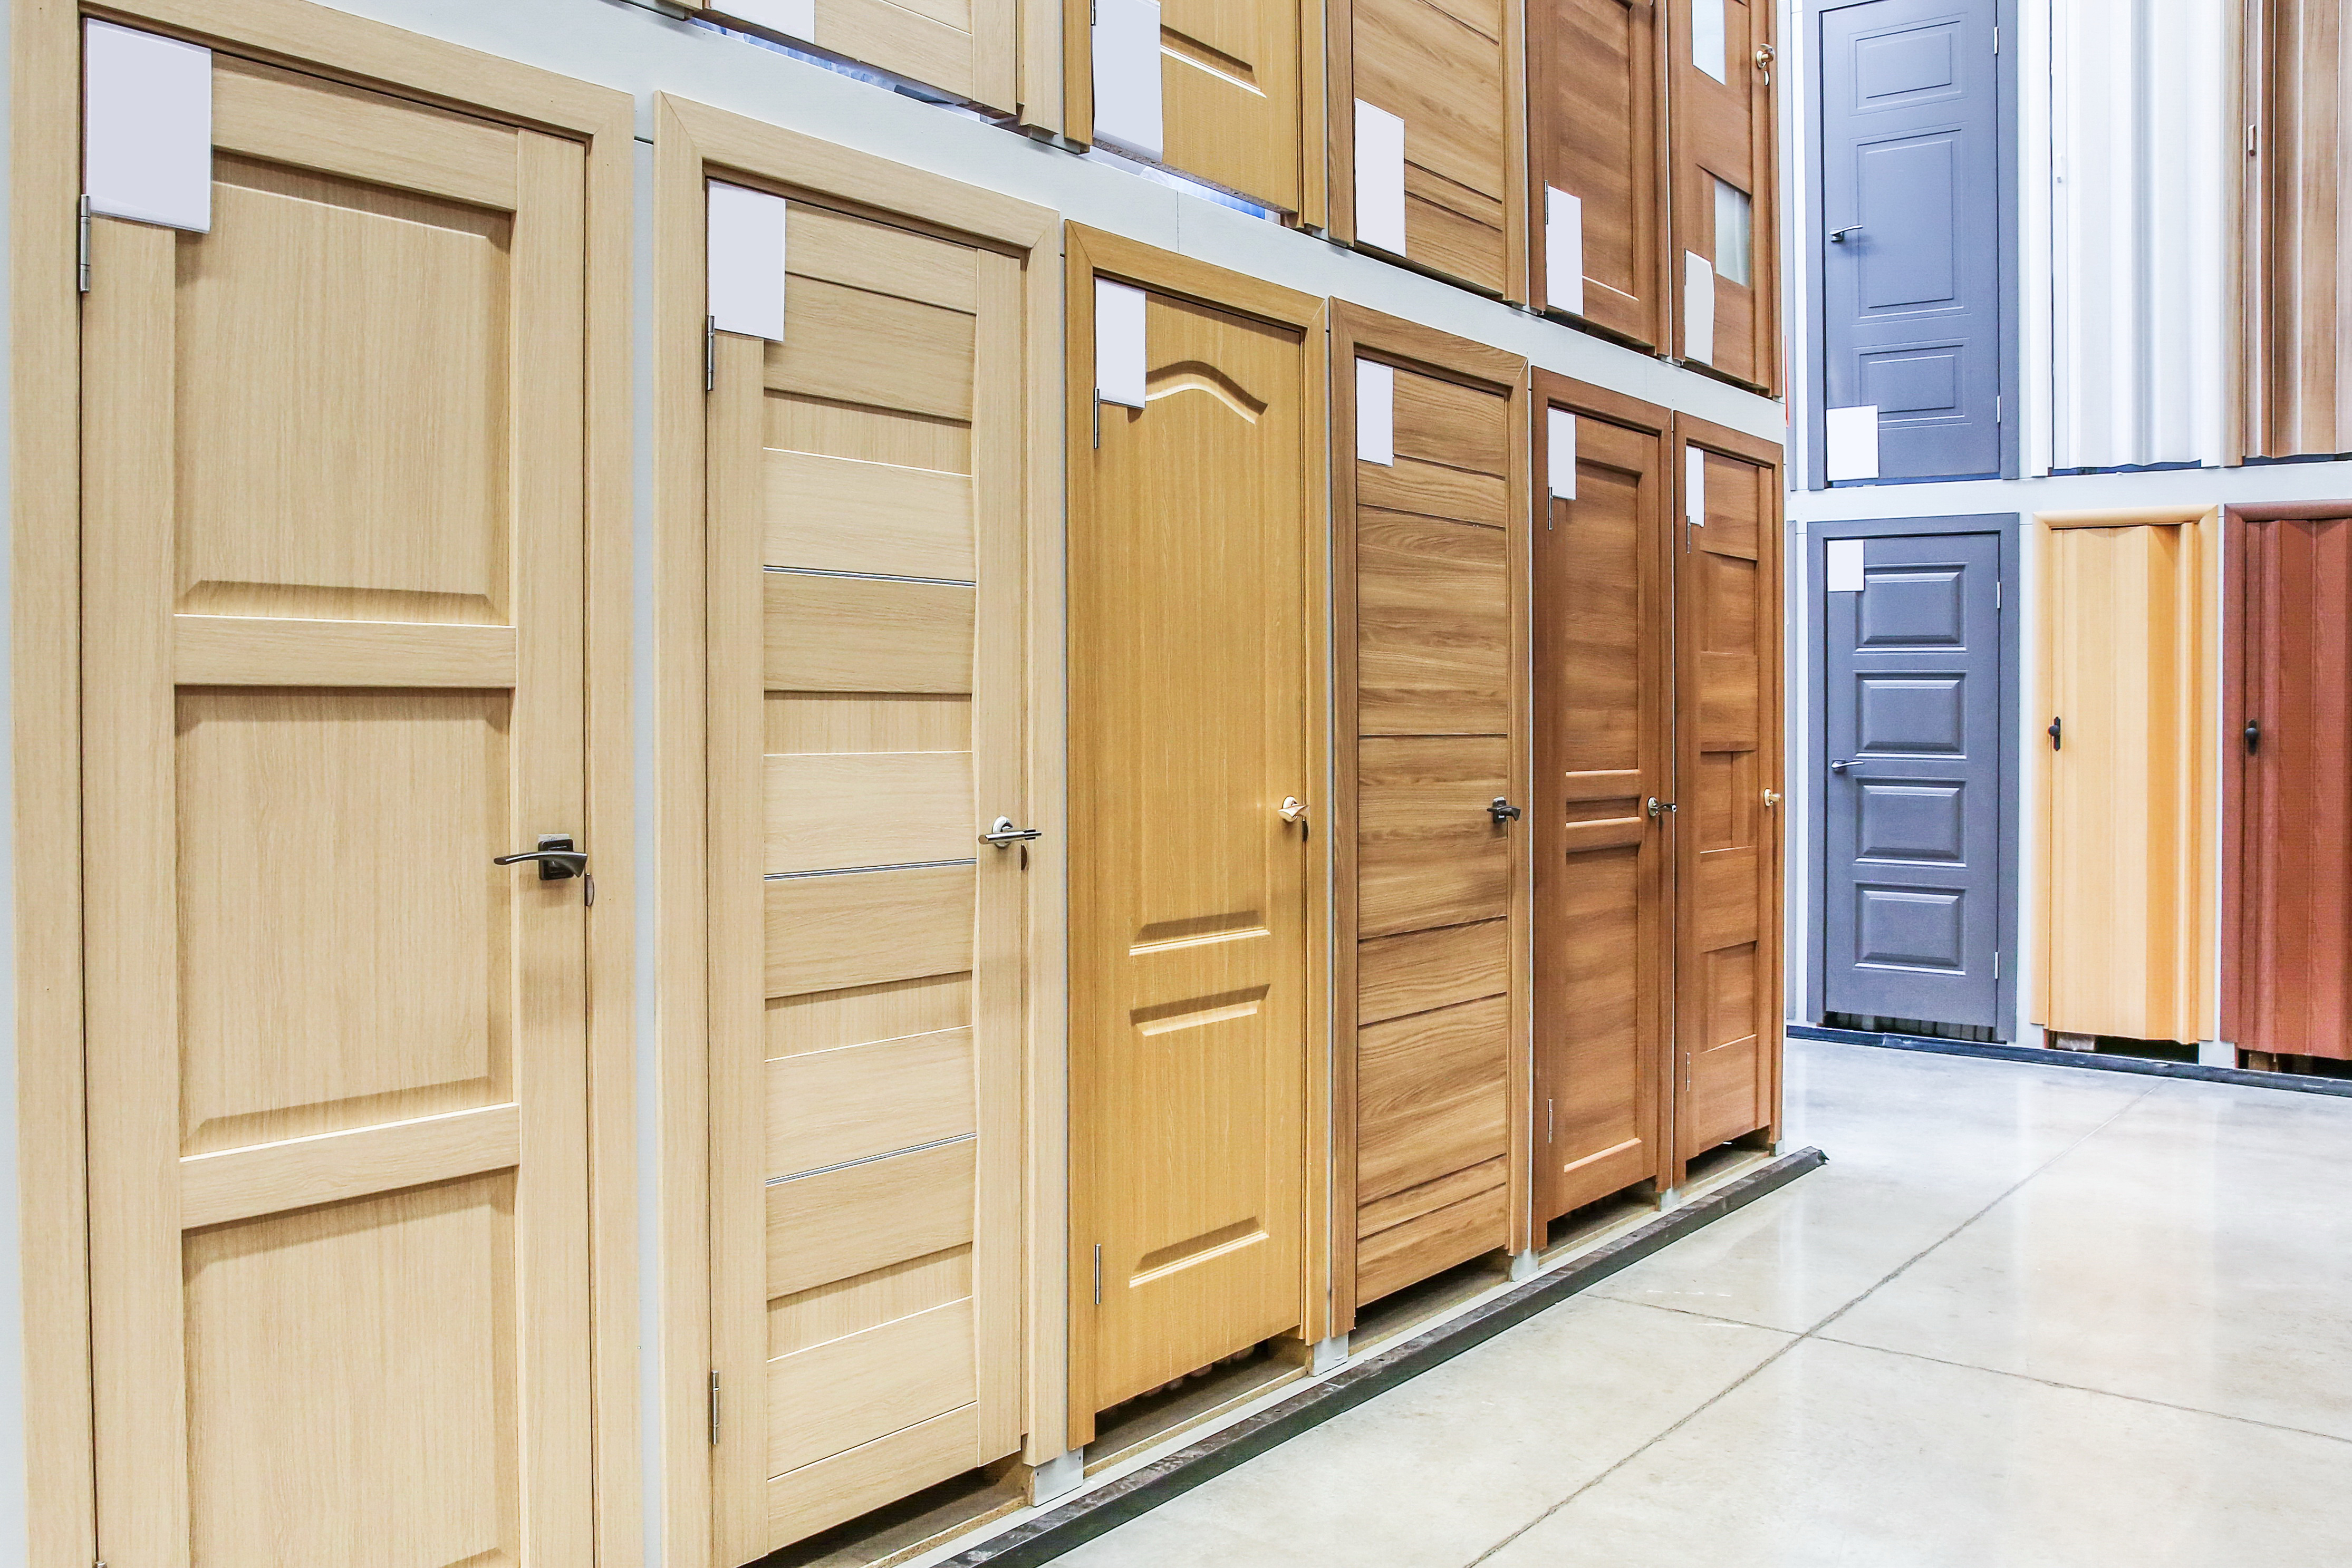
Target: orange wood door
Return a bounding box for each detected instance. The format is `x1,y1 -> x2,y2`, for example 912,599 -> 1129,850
1671,418 -> 1783,1170
81,55 -> 595,1566
1528,0 -> 1668,344
1067,233 -> 1321,1430
2225,511 -> 2352,1059
1531,376 -> 1675,1221
1667,0 -> 1778,392
1333,308 -> 1528,1317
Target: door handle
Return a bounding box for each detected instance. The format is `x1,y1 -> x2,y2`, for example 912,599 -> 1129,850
1489,797 -> 1523,825
1829,225 -> 1863,244
1646,797 -> 1676,819
494,835 -> 587,881
1829,759 -> 1852,775
2244,718 -> 2261,754
1755,42 -> 1776,84
980,816 -> 1043,847
2048,716 -> 2062,751
1763,789 -> 1781,808
1279,796 -> 1309,824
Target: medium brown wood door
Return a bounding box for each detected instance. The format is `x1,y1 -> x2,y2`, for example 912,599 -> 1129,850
2242,1 -> 2352,458
1068,233 -> 1320,1430
1667,0 -> 1778,392
82,56 -> 595,1566
2225,510 -> 2352,1058
705,193 -> 1033,1557
1160,0 -> 1308,211
1528,0 -> 1667,344
1333,307 -> 1528,1317
1671,418 -> 1782,1169
1532,377 -> 1674,1222
1336,0 -> 1526,297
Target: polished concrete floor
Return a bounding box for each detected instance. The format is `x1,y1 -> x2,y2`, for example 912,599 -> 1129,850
1058,1040 -> 2352,1566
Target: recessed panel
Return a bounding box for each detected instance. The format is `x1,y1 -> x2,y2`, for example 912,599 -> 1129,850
1855,885 -> 1965,971
1856,780 -> 1965,862
1856,136 -> 1958,309
184,1175 -> 518,1567
1856,675 -> 1965,753
1856,567 -> 1965,646
178,689 -> 510,1155
1859,343 -> 1963,413
1854,24 -> 1961,107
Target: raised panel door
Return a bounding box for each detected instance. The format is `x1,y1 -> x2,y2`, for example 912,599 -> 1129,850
82,56 -> 593,1567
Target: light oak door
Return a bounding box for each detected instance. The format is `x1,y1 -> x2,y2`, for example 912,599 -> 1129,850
705,195 -> 1030,1557
689,0 -> 1017,114
1532,378 -> 1674,1221
1671,419 -> 1782,1169
1336,317 -> 1528,1315
82,57 -> 594,1566
1159,0 -> 1307,212
1528,0 -> 1668,343
1069,238 -> 1316,1427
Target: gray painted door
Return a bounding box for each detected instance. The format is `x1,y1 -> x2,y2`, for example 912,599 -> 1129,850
1824,532 -> 2001,1027
1819,0 -> 2001,480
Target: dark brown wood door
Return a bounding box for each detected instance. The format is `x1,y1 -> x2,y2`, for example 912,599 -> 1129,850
2226,511 -> 2352,1059
1531,376 -> 1674,1223
1667,0 -> 1778,392
1672,417 -> 1782,1170
1528,0 -> 1667,345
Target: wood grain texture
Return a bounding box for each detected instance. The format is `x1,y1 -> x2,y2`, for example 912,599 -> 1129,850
765,749 -> 976,872
1666,0 -> 1779,392
766,1030 -> 978,1175
2242,0 -> 2352,458
1353,1171 -> 1508,1302
1527,0 -> 1667,342
766,1405 -> 982,1545
1357,919 -> 1509,1025
767,1139 -> 979,1299
764,572 -> 977,694
179,1104 -> 521,1231
765,449 -> 976,581
768,1297 -> 978,1474
1355,996 -> 1511,1203
171,615 -> 517,686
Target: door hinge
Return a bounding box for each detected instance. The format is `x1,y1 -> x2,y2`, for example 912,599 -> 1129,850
1995,394 -> 2002,424
704,315 -> 717,393
1093,1243 -> 1103,1305
1546,1098 -> 1555,1143
77,195 -> 92,293
2248,123 -> 2260,158
1992,23 -> 1999,53
1993,951 -> 2001,980
708,1370 -> 721,1446
1996,578 -> 2002,609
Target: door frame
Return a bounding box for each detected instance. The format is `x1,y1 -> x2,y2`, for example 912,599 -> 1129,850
1061,223 -> 1332,1439
652,96 -> 1065,1564
1327,301 -> 1531,1327
9,5 -> 636,1566
1804,513 -> 2020,1035
1802,0 -> 2021,489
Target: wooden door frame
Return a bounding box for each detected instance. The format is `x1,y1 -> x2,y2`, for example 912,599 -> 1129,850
1527,371 -> 1675,1225
2218,500 -> 2351,1045
1667,414 -> 1784,1182
9,6 -> 635,1565
1062,223 -> 1330,1437
1325,0 -> 1530,299
1327,302 -> 1528,1328
653,96 -> 1065,1565
1524,0 -> 1671,341
2031,505 -> 2220,1044
1801,512 -> 2022,1037
1059,0 -> 1331,226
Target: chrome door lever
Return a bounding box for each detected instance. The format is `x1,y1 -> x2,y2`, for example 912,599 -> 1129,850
495,835 -> 587,881
1647,797 -> 1676,818
1829,759 -> 1853,774
1829,225 -> 1863,244
1489,797 -> 1523,825
980,816 -> 1043,847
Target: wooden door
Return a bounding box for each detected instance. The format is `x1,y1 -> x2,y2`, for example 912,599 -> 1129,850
1336,0 -> 1526,297
2242,0 -> 2352,458
1163,0 -> 1307,210
1527,0 -> 1667,344
690,0 -> 1018,115
2037,513 -> 2216,1044
705,192 -> 1032,1556
1067,231 -> 1320,1430
1333,307 -> 1528,1317
1671,419 -> 1782,1169
2226,510 -> 2352,1059
1532,378 -> 1674,1222
1667,0 -> 1778,391
82,55 -> 594,1566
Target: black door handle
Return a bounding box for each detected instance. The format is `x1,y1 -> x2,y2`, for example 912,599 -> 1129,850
2048,717 -> 2062,751
1489,797 -> 1523,825
496,835 -> 588,881
2245,718 -> 2261,754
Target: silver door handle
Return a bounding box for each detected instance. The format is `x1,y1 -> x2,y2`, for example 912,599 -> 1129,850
980,816 -> 1042,847
1279,796 -> 1309,824
1829,759 -> 1854,774
1647,797 -> 1676,818
494,835 -> 587,880
1829,225 -> 1863,244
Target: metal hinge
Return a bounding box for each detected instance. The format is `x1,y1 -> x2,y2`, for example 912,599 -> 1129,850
1093,1243 -> 1104,1304
709,1370 -> 721,1446
1995,394 -> 2002,424
1546,1098 -> 1555,1143
1992,23 -> 1999,53
1993,951 -> 2001,980
704,316 -> 717,393
1996,578 -> 2002,609
2248,123 -> 2260,158
77,196 -> 92,293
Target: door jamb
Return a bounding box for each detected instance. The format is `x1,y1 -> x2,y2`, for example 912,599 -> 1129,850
1803,513 -> 2021,1037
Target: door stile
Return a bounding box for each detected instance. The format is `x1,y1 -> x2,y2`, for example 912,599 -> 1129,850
82,214 -> 194,1568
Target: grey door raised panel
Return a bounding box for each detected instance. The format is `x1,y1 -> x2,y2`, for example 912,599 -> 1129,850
1819,0 -> 2001,481
1824,532 -> 2002,1026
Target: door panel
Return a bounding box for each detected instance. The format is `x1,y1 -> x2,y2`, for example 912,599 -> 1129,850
1819,0 -> 2001,480
1071,250 -> 1314,1422
707,196 -> 1029,1558
1673,425 -> 1783,1165
1821,532 -> 2002,1027
1532,380 -> 1674,1221
693,0 -> 1018,115
2226,514 -> 2352,1056
1158,0 -> 1306,211
83,60 -> 593,1566
1339,339 -> 1525,1312
1669,0 -> 1778,391
2037,518 -> 2215,1044
1527,0 -> 1666,343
